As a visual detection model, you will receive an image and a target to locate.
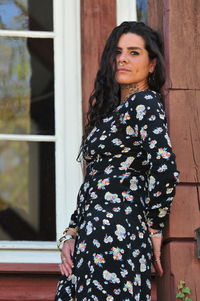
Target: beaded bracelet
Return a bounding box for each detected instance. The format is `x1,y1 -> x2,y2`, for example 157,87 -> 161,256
149,230 -> 162,237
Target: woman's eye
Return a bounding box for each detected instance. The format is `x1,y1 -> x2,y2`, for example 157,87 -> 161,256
130,51 -> 139,55
115,50 -> 121,55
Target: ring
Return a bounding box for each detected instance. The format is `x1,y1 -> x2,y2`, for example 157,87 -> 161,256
154,258 -> 160,262
62,257 -> 66,263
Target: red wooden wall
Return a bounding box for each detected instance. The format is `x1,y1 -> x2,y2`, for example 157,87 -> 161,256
81,0 -> 116,124
149,1 -> 200,300
0,264 -> 59,301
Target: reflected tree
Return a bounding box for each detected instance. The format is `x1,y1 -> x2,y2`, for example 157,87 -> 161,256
136,0 -> 148,24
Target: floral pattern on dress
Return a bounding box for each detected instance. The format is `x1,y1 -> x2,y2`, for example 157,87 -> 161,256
55,90 -> 180,301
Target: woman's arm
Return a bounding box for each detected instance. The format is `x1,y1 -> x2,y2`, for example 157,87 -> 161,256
127,91 -> 180,230
126,91 -> 180,276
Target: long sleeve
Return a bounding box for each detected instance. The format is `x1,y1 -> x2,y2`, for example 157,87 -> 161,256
68,188 -> 83,229
68,208 -> 79,228
127,91 -> 180,230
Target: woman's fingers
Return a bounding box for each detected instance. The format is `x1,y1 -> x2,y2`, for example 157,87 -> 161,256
59,263 -> 67,276
153,258 -> 164,277
60,254 -> 73,274
59,262 -> 72,277
63,252 -> 74,267
61,253 -> 73,268
58,240 -> 76,276
63,261 -> 72,275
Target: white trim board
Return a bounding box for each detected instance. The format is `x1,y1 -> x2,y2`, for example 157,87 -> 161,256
116,0 -> 137,25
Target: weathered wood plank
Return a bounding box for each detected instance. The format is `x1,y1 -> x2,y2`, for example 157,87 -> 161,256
0,263 -> 60,274
165,184 -> 200,238
167,0 -> 200,89
167,90 -> 200,183
148,0 -> 163,34
81,0 -> 116,124
0,274 -> 59,301
149,0 -> 200,88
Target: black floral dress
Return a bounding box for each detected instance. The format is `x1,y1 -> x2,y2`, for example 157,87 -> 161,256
55,90 -> 180,301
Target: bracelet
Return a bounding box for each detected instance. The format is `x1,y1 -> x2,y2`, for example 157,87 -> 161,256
149,230 -> 162,237
57,234 -> 76,251
63,227 -> 78,236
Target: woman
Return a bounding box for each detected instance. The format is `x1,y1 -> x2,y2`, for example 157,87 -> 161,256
55,21 -> 180,301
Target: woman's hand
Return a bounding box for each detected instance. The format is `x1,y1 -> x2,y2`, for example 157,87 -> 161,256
150,234 -> 164,277
59,239 -> 75,277
148,227 -> 164,277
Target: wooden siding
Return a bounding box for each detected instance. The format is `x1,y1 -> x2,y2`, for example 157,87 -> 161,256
168,90 -> 200,183
148,0 -> 200,300
81,0 -> 116,124
0,263 -> 60,301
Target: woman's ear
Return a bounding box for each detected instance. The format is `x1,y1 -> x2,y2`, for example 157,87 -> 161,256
149,58 -> 157,73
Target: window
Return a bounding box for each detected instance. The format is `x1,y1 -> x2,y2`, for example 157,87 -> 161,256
0,0 -> 82,263
136,0 -> 148,24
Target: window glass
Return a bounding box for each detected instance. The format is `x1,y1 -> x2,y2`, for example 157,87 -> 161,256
0,0 -> 53,31
0,37 -> 54,135
0,141 -> 56,241
136,0 -> 148,24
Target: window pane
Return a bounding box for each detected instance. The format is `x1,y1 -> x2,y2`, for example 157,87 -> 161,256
0,0 -> 53,31
136,0 -> 148,24
0,37 -> 54,135
0,141 -> 56,241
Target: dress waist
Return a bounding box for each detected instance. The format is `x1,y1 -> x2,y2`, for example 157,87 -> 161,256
85,154 -> 149,179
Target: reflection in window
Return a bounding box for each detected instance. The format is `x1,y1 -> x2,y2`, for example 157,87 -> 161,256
0,37 -> 54,135
136,0 -> 148,24
0,0 -> 53,31
0,141 -> 56,241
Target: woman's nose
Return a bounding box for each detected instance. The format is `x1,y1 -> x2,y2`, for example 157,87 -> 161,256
118,52 -> 128,64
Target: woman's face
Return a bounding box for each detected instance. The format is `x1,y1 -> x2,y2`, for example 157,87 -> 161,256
115,33 -> 156,85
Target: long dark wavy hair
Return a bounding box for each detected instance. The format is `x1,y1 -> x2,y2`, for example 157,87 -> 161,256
77,21 -> 166,161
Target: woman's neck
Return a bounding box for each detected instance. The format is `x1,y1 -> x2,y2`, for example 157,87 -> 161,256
120,81 -> 149,103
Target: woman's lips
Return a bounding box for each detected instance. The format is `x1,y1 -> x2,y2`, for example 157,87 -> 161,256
116,68 -> 131,72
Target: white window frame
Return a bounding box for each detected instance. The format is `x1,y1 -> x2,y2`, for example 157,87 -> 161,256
0,0 -> 82,263
116,0 -> 137,25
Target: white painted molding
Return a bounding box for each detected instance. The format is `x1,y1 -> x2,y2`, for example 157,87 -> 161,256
116,0 -> 137,25
0,30 -> 54,38
0,134 -> 55,142
54,0 -> 83,239
0,241 -> 60,263
0,250 -> 60,263
0,241 -> 57,250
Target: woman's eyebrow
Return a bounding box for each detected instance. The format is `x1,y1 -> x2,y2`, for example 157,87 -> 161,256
116,46 -> 143,50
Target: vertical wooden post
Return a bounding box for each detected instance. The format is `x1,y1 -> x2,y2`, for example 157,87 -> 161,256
148,1 -> 200,300
81,0 -> 116,125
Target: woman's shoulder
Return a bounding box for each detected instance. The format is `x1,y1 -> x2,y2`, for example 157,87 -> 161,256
126,89 -> 164,111
129,89 -> 161,103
